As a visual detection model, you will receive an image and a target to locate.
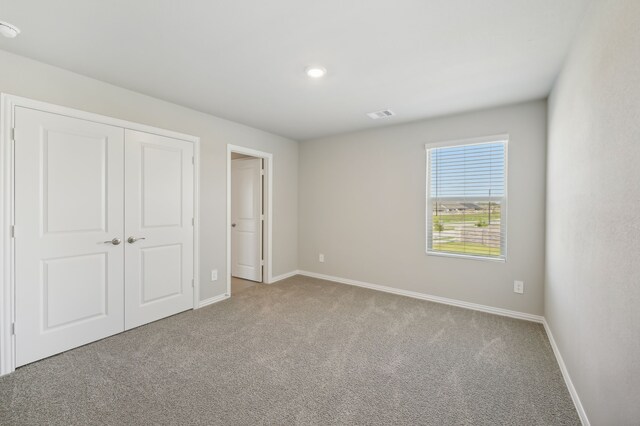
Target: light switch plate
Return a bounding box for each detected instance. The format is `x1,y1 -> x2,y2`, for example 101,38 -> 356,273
211,270 -> 218,281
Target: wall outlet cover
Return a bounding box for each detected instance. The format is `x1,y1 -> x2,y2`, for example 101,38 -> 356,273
211,270 -> 218,281
319,254 -> 325,263
514,280 -> 524,294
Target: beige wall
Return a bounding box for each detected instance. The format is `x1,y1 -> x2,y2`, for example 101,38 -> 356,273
546,1 -> 640,424
299,100 -> 547,315
0,49 -> 299,301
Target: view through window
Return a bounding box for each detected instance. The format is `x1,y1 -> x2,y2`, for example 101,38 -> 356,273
426,138 -> 507,260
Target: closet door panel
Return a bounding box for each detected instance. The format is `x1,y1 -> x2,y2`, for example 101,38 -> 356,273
14,107 -> 125,367
124,129 -> 194,329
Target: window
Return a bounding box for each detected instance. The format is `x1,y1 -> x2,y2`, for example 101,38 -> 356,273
426,136 -> 507,261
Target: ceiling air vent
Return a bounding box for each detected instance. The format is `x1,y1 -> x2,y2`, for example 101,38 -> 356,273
366,109 -> 395,120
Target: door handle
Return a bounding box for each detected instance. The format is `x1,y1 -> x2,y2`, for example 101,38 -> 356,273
127,236 -> 146,244
231,223 -> 237,227
104,238 -> 122,245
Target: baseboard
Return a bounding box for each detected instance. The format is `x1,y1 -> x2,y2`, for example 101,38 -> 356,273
543,319 -> 589,426
297,270 -> 543,323
197,293 -> 230,308
268,270 -> 300,284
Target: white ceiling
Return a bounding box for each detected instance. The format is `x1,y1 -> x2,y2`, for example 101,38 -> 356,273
0,0 -> 590,140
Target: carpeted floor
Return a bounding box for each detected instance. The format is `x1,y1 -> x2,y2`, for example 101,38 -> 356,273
0,275 -> 579,425
232,276 -> 260,294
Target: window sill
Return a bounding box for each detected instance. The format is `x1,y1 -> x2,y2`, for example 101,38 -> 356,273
426,250 -> 506,263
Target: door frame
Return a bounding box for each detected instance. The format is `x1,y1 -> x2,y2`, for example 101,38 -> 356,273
0,93 -> 201,376
226,144 -> 273,295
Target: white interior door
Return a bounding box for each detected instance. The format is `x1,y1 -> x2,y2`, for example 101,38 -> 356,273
124,130 -> 194,330
231,157 -> 263,282
14,107 -> 125,367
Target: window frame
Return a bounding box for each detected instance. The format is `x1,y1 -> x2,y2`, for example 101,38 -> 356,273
425,134 -> 509,262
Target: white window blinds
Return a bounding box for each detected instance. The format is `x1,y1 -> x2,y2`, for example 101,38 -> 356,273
426,137 -> 507,261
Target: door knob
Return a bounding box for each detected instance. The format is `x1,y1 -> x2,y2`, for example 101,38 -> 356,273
127,236 -> 146,244
104,238 -> 122,245
231,223 -> 237,227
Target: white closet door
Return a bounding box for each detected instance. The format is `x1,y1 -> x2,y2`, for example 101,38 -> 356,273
231,157 -> 263,282
14,107 -> 125,367
124,130 -> 194,330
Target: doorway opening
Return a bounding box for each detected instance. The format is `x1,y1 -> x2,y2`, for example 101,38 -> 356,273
226,145 -> 273,296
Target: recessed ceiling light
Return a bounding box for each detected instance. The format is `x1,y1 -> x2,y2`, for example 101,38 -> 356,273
0,21 -> 20,39
305,66 -> 327,79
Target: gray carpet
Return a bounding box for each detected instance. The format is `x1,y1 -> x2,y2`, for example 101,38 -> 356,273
0,275 -> 579,425
232,276 -> 260,294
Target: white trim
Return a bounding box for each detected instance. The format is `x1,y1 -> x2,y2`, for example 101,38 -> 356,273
226,144 -> 274,298
297,270 -> 543,323
0,93 -> 201,376
192,135 -> 201,310
198,294 -> 230,309
269,270 -> 300,284
503,139 -> 509,259
425,250 -> 506,263
543,319 -> 590,426
3,94 -> 198,143
424,133 -> 509,149
0,94 -> 16,376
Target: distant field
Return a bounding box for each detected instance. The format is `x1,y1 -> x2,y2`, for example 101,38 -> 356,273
433,211 -> 501,224
432,241 -> 501,256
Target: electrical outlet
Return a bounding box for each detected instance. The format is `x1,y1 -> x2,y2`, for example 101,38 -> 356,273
211,270 -> 218,281
514,280 -> 524,294
319,254 -> 325,263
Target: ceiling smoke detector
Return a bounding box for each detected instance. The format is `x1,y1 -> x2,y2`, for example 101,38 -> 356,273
0,21 -> 20,38
366,109 -> 395,120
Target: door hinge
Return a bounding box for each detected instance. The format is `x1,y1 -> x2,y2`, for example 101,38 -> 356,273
11,128 -> 15,142
260,169 -> 264,176
192,156 -> 194,165
10,225 -> 15,238
261,260 -> 264,266
192,217 -> 194,226
10,323 -> 15,336
260,214 -> 264,221
191,279 -> 194,288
